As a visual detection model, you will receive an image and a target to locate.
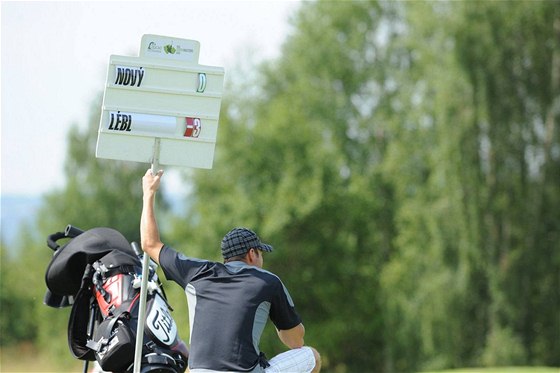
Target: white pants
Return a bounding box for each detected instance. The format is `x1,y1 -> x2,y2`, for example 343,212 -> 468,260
189,346 -> 317,373
265,346 -> 316,373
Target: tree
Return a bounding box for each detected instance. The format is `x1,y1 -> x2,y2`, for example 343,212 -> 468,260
0,239 -> 38,345
382,0 -> 560,369
169,1 -> 401,371
454,1 -> 560,365
169,0 -> 560,371
375,1 -> 477,368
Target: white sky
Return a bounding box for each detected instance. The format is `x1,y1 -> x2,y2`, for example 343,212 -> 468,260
0,1 -> 300,196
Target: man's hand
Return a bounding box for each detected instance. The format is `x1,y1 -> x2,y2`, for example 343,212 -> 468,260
143,169 -> 163,198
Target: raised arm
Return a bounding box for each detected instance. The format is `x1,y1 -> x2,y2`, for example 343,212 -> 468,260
141,169 -> 164,264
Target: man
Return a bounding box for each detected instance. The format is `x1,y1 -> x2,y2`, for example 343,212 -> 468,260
141,169 -> 321,373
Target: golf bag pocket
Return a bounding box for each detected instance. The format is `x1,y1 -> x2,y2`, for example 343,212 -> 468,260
89,313 -> 135,372
92,253 -> 139,318
146,293 -> 178,347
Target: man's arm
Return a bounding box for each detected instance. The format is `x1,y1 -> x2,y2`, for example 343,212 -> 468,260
277,323 -> 305,349
141,169 -> 164,264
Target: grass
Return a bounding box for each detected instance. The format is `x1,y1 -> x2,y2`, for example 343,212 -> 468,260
1,344 -> 558,373
0,343 -> 82,372
422,368 -> 559,373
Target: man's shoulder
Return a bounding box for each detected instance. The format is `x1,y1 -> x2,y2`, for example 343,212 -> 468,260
252,266 -> 280,279
246,266 -> 285,288
225,262 -> 283,282
160,245 -> 218,276
161,245 -> 211,263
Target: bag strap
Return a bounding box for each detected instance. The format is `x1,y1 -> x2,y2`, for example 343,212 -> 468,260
67,264 -> 96,361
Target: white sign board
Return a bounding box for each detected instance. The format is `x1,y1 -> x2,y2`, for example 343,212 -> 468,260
96,34 -> 225,169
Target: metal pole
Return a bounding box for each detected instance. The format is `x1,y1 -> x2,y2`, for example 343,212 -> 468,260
133,139 -> 160,373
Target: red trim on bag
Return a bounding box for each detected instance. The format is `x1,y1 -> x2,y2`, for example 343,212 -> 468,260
127,292 -> 140,313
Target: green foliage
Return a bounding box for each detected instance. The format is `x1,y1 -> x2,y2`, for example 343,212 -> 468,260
482,326 -> 527,367
453,0 -> 560,367
169,0 -> 560,372
379,0 -> 560,369
169,2 -> 399,371
0,221 -> 66,356
0,241 -> 37,345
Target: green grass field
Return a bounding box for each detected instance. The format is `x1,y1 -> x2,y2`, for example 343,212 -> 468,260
0,343 -> 82,372
422,368 -> 558,373
1,344 -> 558,373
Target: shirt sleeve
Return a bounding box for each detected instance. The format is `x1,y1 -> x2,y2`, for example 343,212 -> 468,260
158,245 -> 210,288
269,278 -> 302,330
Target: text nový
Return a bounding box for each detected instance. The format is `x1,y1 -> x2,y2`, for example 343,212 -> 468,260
114,66 -> 145,87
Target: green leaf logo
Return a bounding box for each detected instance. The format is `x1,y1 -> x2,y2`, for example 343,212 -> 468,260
164,44 -> 177,54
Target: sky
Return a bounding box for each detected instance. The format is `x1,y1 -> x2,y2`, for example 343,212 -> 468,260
1,1 -> 300,196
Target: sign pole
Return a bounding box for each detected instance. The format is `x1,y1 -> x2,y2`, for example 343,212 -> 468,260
133,139 -> 160,373
150,138 -> 161,176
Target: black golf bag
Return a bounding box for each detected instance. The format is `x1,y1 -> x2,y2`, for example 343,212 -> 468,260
44,225 -> 188,373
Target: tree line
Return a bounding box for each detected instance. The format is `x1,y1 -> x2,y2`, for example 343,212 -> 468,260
1,1 -> 558,372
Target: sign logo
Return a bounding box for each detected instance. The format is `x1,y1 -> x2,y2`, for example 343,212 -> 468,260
147,41 -> 161,51
141,36 -> 198,62
184,117 -> 201,138
163,44 -> 177,54
114,66 -> 145,87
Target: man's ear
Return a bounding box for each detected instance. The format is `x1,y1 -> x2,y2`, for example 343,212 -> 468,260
247,248 -> 259,263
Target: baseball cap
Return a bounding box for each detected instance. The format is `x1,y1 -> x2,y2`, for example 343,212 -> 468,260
221,227 -> 273,259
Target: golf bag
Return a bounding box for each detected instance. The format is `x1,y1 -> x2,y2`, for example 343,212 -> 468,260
44,225 -> 188,373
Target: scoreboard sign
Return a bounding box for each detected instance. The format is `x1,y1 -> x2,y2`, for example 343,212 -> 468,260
95,34 -> 225,169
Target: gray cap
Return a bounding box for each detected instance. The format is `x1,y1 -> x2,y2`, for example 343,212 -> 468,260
221,227 -> 273,259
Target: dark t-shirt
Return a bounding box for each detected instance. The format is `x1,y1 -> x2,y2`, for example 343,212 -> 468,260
159,246 -> 302,372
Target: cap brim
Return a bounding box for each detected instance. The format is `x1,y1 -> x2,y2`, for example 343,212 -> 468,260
259,243 -> 273,252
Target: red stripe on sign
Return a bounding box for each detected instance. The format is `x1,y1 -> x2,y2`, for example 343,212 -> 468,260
184,117 -> 201,138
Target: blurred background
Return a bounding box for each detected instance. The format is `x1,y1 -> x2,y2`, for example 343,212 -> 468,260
1,1 -> 559,372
